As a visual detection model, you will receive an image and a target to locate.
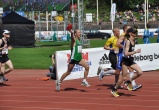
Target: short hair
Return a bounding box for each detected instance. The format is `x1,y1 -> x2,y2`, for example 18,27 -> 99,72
112,28 -> 119,33
123,24 -> 128,30
74,29 -> 79,34
127,28 -> 137,34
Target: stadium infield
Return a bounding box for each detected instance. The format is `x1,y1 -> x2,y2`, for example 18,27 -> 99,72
0,69 -> 159,110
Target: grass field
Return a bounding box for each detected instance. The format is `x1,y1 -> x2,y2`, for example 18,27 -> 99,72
9,37 -> 158,69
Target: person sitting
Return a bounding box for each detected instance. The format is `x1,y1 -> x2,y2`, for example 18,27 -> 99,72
46,54 -> 56,80
37,54 -> 57,81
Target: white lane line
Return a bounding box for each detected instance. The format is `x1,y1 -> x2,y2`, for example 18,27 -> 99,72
0,106 -> 85,110
0,100 -> 159,108
1,95 -> 159,102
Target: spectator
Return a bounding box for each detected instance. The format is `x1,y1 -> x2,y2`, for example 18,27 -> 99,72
143,23 -> 151,44
152,14 -> 156,22
155,28 -> 159,43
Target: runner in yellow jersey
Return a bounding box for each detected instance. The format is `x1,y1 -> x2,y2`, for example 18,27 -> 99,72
97,26 -> 130,82
103,28 -> 120,85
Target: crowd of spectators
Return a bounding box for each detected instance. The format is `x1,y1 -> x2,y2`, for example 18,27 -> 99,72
2,0 -> 70,11
115,2 -> 159,24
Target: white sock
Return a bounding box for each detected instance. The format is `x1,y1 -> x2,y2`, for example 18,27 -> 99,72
103,70 -> 115,76
83,79 -> 86,82
129,72 -> 136,86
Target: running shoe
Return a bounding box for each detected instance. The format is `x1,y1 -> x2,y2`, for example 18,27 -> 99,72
99,70 -> 104,81
81,81 -> 90,87
111,88 -> 119,97
114,83 -> 123,89
3,76 -> 8,82
0,76 -> 4,83
55,79 -> 61,91
97,66 -> 102,75
132,84 -> 142,91
124,80 -> 133,91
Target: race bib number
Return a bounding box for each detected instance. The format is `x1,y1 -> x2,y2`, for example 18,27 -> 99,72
2,48 -> 8,54
114,49 -> 119,54
78,46 -> 82,53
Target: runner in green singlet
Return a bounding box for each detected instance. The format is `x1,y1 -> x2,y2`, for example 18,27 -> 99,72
56,28 -> 90,91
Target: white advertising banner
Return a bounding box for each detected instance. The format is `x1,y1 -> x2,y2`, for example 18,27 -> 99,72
134,43 -> 159,71
56,48 -> 111,80
56,43 -> 159,80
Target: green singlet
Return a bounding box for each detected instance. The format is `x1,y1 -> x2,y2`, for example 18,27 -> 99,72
71,39 -> 82,61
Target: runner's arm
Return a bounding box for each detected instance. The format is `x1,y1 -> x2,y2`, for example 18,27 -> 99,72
116,39 -> 123,49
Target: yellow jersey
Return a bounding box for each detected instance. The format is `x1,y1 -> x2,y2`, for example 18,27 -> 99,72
105,36 -> 118,52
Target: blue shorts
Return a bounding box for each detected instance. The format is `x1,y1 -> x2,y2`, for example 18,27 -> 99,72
116,53 -> 122,70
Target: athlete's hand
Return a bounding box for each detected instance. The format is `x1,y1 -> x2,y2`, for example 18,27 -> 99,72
8,46 -> 13,50
113,48 -> 119,54
67,24 -> 72,31
136,49 -> 141,53
111,48 -> 115,51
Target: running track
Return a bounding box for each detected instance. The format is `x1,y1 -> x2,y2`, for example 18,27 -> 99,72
0,70 -> 159,110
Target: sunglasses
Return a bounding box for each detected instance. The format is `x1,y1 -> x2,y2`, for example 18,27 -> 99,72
5,33 -> 10,35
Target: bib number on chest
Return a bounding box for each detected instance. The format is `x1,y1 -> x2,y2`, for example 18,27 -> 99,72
2,48 -> 8,54
78,46 -> 82,53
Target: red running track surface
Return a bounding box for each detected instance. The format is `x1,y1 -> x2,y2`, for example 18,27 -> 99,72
0,69 -> 159,110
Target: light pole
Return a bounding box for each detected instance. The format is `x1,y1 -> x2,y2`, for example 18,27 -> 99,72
111,0 -> 113,29
147,0 -> 149,24
97,0 -> 99,25
144,0 -> 147,28
72,0 -> 75,30
111,0 -> 116,30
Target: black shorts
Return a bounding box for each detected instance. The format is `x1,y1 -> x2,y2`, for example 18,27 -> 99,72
109,52 -> 117,69
122,57 -> 136,67
69,59 -> 81,64
0,55 -> 9,63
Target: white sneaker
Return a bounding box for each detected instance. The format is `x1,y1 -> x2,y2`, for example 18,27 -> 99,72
55,80 -> 61,91
132,84 -> 142,91
81,81 -> 90,87
99,70 -> 104,81
97,66 -> 103,75
0,76 -> 4,83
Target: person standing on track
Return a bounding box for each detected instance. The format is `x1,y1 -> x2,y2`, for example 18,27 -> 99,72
56,24 -> 90,91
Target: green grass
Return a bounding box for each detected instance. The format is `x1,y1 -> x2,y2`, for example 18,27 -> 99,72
9,37 -> 158,69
